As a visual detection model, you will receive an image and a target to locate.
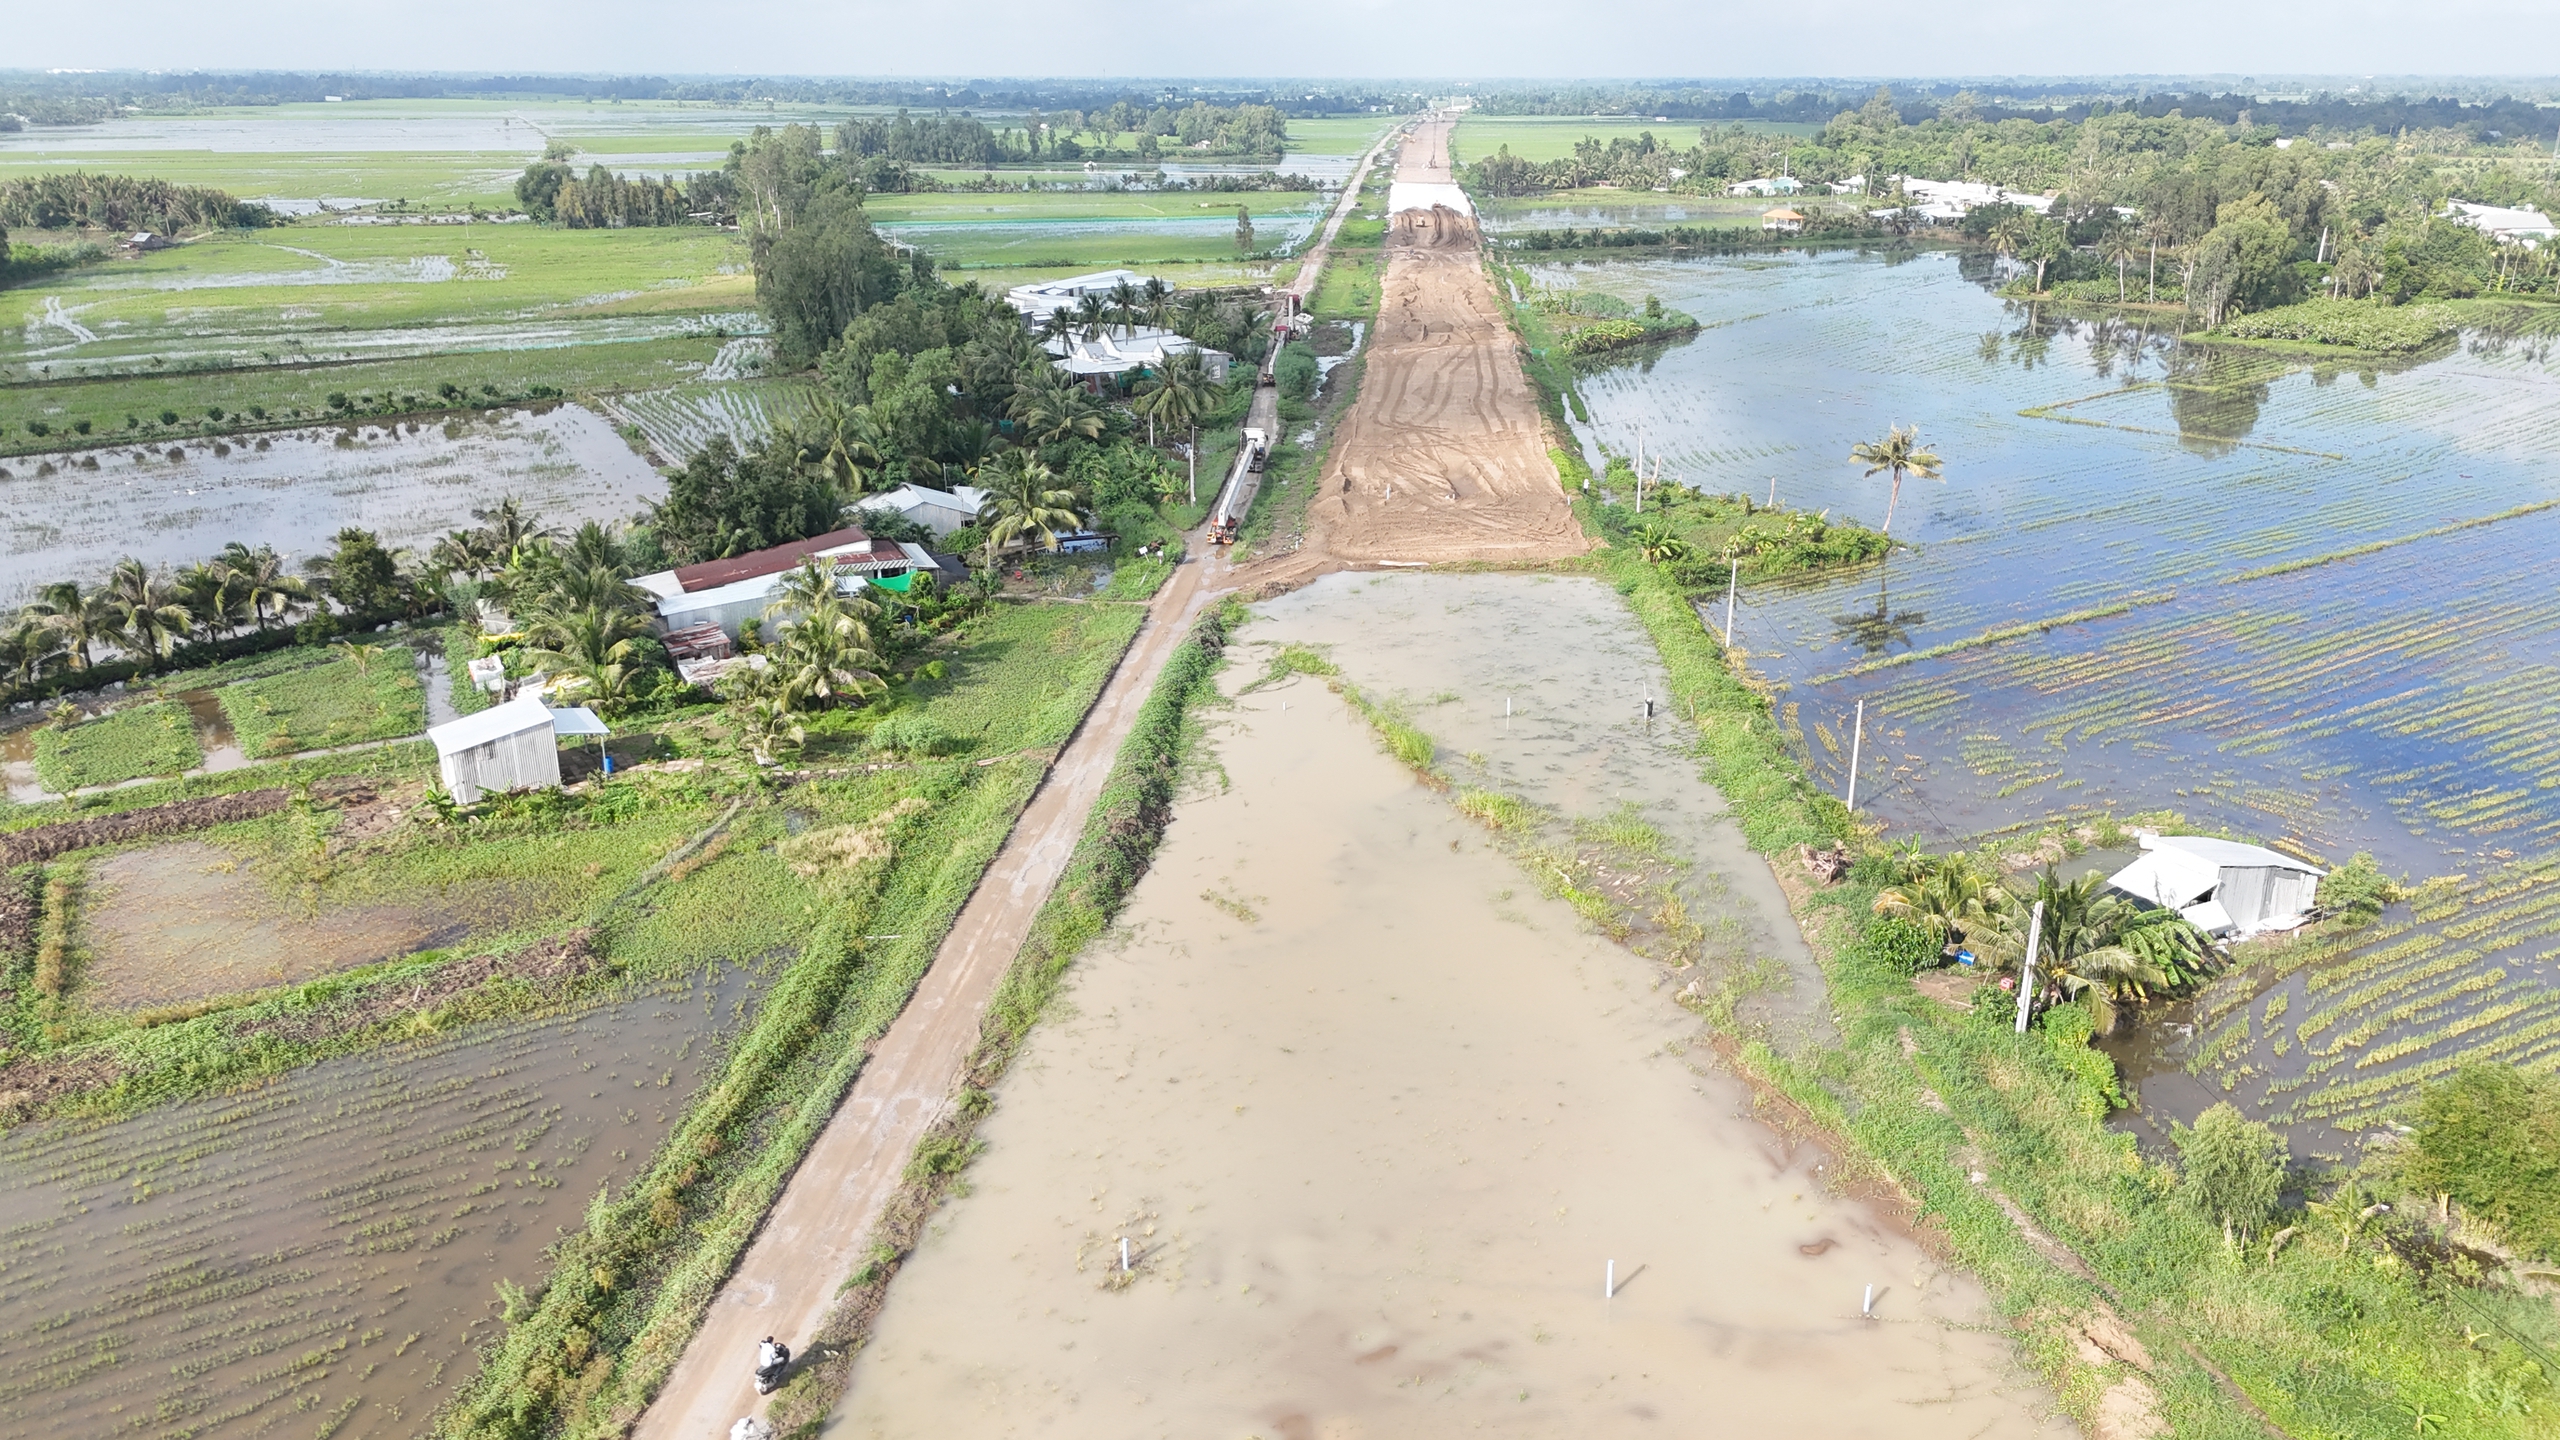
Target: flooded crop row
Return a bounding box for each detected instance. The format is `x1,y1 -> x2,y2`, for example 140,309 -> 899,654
604,380 -> 798,467
1550,245 -> 2560,1148
0,969 -> 747,1440
0,404 -> 663,606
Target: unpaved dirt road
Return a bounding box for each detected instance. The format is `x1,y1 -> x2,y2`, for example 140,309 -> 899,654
635,562 -> 1219,1440
1246,114 -> 1586,591
823,614 -> 2069,1439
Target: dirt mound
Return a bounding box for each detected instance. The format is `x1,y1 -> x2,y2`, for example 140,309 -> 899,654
1244,117 -> 1586,594
0,776 -> 377,867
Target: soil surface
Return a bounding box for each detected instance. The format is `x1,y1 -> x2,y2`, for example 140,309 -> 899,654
824,636 -> 2067,1438
1246,115 -> 1588,593
82,839 -> 519,1009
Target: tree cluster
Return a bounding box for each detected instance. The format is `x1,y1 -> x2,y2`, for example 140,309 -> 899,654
0,174 -> 278,232
514,161 -> 735,227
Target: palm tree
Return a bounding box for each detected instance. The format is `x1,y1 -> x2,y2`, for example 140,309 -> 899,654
26,581 -> 112,672
1848,425 -> 1943,536
1071,293 -> 1111,343
2141,214 -> 2176,303
218,542 -> 309,630
1106,278 -> 1142,338
2102,226 -> 2143,304
176,560 -> 250,641
2017,869 -> 2200,1004
473,497 -> 559,568
1136,348 -> 1216,501
428,529 -> 498,584
1874,854 -> 2013,957
101,558 -> 195,668
1988,209 -> 2037,274
523,601 -> 650,707
1008,371 -> 1106,448
0,618 -> 60,691
761,559 -> 886,709
799,394 -> 886,498
975,453 -> 1084,569
1037,307 -> 1076,351
733,692 -> 806,765
2022,219 -> 2069,295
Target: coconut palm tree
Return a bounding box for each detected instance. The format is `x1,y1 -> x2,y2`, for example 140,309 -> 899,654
0,617 -> 60,691
1988,208 -> 2037,274
1071,293 -> 1112,343
1008,371 -> 1106,448
761,559 -> 886,709
1136,347 -> 1216,501
176,560 -> 251,641
1107,278 -> 1142,338
2102,226 -> 2143,304
102,558 -> 195,668
217,542 -> 310,630
1874,853 -> 2013,956
1848,425 -> 1942,536
522,601 -> 650,710
975,453 -> 1084,569
799,394 -> 887,498
473,497 -> 559,568
2017,869 -> 2199,1004
25,581 -> 112,672
733,692 -> 806,765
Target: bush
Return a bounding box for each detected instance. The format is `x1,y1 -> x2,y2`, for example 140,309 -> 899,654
1865,914 -> 1940,973
2038,1001 -> 2127,1118
2404,1065 -> 2560,1260
869,711 -> 958,759
2176,1101 -> 2287,1239
1273,342 -> 1319,401
2318,851 -> 2399,927
2217,298 -> 2455,353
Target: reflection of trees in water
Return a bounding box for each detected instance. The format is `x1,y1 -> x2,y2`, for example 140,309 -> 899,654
2163,349 -> 2274,454
1833,565 -> 1924,657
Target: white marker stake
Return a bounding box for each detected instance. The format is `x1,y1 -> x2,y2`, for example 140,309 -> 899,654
1723,559 -> 1739,646
1606,1260 -> 1615,1299
1862,1283 -> 1874,1318
2015,901 -> 2046,1035
1843,699 -> 1865,811
1120,1237 -> 1131,1273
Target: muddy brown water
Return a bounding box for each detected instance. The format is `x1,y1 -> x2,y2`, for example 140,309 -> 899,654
828,575 -> 2065,1438
0,969 -> 749,1439
0,405 -> 661,608
79,840 -> 528,1011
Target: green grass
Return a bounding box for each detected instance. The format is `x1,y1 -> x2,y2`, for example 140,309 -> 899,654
827,601 -> 1147,761
865,190 -> 1325,225
32,702 -> 205,791
5,335 -> 727,452
5,224 -> 751,370
218,650 -> 428,756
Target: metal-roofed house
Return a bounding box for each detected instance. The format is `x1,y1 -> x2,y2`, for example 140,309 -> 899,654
427,695 -> 608,803
629,526 -> 941,641
2106,835 -> 2324,939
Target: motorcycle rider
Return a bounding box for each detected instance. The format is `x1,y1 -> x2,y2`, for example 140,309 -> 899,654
754,1336 -> 791,1394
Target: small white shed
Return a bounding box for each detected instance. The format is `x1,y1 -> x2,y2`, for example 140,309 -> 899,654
2107,835 -> 2325,939
428,695 -> 603,803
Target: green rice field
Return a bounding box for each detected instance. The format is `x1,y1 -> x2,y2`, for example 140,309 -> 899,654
1451,113 -> 1822,166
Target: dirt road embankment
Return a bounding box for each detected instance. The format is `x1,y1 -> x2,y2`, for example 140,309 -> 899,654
1246,115 -> 1586,591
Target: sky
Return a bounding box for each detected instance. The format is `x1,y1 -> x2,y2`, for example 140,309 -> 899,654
6,0 -> 2560,82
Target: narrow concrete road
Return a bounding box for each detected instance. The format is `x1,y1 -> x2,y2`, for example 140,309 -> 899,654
634,559 -> 1221,1439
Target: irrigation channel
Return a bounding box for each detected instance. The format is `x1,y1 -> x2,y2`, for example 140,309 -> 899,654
0,403 -> 664,608
1543,244 -> 2560,1156
830,571 -> 2067,1438
0,968 -> 753,1439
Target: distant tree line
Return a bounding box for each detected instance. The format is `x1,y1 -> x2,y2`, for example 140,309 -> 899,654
1472,83 -> 2560,143
1469,88 -> 2560,319
0,174 -> 279,232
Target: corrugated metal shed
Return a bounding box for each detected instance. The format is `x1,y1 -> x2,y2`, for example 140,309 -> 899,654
428,695 -> 562,804
2106,835 -> 2324,939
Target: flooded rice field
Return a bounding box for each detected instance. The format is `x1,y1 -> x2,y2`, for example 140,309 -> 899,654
830,574 -> 2066,1439
603,379 -> 797,467
0,968 -> 748,1440
1549,246 -> 2560,1150
0,404 -> 662,605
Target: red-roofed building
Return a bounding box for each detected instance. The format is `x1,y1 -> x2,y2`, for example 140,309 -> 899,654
633,528 -> 945,640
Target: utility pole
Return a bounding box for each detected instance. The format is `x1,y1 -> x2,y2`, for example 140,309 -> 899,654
1723,558 -> 1739,646
2014,900 -> 2046,1034
1843,698 -> 1865,811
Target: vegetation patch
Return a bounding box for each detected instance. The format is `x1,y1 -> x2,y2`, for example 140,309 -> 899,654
2213,298 -> 2458,353
32,701 -> 203,791
220,647 -> 428,757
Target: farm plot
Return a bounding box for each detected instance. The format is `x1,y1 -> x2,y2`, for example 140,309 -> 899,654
33,701 -> 204,791
0,973 -> 746,1440
604,377 -> 801,466
219,650 -> 428,757
2165,859 -> 2560,1148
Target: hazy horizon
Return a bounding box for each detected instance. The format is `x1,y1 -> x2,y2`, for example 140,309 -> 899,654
6,0 -> 2560,88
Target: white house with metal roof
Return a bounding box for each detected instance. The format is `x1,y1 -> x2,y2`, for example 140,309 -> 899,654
2447,201 -> 2558,248
427,695 -> 607,804
854,483 -> 989,539
2106,835 -> 2325,939
630,527 -> 940,641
